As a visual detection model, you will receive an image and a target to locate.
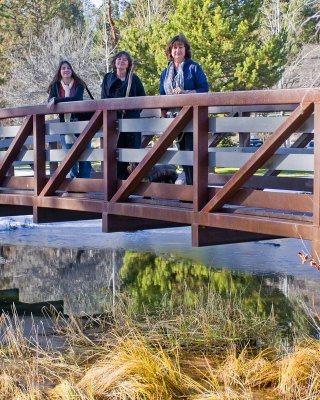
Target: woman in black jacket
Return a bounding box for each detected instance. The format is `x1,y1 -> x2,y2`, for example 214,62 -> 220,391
101,51 -> 145,179
47,60 -> 91,178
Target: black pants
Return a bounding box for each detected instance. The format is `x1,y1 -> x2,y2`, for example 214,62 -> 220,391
177,132 -> 193,185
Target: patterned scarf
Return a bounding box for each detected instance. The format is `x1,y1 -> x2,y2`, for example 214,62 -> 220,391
163,61 -> 185,95
60,78 -> 74,123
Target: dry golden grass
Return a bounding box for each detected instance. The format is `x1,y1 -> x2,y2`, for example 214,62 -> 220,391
78,331 -> 203,399
0,295 -> 319,399
277,338 -> 320,399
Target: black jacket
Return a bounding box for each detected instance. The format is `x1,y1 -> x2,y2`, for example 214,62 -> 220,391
101,72 -> 145,118
48,81 -> 85,122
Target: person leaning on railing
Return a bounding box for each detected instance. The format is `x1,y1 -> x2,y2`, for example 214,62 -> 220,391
101,50 -> 145,180
47,60 -> 92,179
160,34 -> 209,185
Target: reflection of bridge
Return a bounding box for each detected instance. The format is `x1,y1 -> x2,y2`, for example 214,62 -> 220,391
0,89 -> 319,253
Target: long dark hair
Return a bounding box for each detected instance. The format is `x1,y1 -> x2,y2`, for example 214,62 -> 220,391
47,60 -> 86,93
110,51 -> 133,72
165,34 -> 192,61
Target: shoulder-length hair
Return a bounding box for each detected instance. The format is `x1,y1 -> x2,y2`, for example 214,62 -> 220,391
165,34 -> 192,61
47,60 -> 86,93
110,51 -> 133,72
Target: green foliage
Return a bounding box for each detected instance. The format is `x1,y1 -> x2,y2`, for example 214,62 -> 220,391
118,0 -> 288,94
218,134 -> 236,147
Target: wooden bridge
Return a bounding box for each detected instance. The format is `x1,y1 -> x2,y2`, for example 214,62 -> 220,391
0,88 -> 319,254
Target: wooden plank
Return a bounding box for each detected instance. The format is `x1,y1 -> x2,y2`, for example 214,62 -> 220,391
208,116 -> 314,134
227,189 -> 313,213
202,102 -> 314,213
111,106 -> 193,202
223,207 -> 312,222
118,115 -> 314,134
208,174 -> 313,192
58,178 -> 104,193
0,193 -> 33,206
36,196 -> 103,213
129,181 -> 193,201
0,176 -> 34,189
197,212 -> 313,240
208,104 -> 296,114
128,196 -> 193,209
0,147 -> 314,172
125,185 -> 312,213
47,149 -> 102,162
106,201 -> 192,224
117,147 -> 314,171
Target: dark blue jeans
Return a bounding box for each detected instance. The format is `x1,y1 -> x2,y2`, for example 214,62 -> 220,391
61,135 -> 91,178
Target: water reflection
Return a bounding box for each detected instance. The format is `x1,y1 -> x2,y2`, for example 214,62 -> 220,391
0,244 -> 319,337
120,251 -> 317,337
0,245 -> 124,315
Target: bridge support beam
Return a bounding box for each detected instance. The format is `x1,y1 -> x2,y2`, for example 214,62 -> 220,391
311,226 -> 320,261
33,206 -> 100,224
192,224 -> 278,246
0,205 -> 32,217
102,212 -> 184,233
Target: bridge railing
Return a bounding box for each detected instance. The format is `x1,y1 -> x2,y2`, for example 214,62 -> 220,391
0,88 -> 319,251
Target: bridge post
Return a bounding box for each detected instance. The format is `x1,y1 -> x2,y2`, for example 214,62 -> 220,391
191,106 -> 210,245
102,109 -> 121,232
32,114 -> 47,223
33,114 -> 46,196
312,102 -> 320,259
33,114 -> 46,223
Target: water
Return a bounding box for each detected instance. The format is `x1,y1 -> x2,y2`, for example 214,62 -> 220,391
0,215 -> 319,334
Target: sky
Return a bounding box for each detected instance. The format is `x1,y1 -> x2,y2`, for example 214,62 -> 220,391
91,0 -> 103,7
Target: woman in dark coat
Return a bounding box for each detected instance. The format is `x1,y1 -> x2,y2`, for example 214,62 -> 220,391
101,50 -> 145,179
47,60 -> 91,178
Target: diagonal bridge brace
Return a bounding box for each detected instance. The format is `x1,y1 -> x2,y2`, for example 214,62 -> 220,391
111,106 -> 193,203
0,115 -> 33,184
201,101 -> 314,213
40,111 -> 102,197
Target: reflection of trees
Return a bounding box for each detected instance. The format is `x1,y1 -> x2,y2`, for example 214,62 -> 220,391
120,251 -> 314,336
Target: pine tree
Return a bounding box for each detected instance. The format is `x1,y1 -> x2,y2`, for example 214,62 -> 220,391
118,0 -> 288,94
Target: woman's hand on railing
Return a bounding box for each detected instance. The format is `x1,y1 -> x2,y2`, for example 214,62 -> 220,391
172,88 -> 195,94
47,98 -> 56,110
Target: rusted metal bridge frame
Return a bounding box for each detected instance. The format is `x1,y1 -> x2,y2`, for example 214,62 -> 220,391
0,88 -> 319,254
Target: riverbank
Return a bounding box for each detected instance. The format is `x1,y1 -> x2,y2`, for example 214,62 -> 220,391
0,290 -> 319,399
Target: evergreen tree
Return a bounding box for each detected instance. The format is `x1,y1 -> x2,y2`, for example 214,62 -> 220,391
118,0 -> 288,94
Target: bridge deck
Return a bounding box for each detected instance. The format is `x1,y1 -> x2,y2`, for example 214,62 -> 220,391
0,88 -> 319,255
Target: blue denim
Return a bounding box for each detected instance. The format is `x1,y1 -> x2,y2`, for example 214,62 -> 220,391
61,135 -> 92,178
